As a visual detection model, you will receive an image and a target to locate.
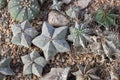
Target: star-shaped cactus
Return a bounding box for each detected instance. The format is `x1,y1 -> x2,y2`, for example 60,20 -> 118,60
11,20 -> 38,48
68,22 -> 92,48
66,6 -> 80,19
41,67 -> 70,80
51,0 -> 63,11
32,22 -> 70,60
8,0 -> 40,22
21,51 -> 47,77
0,57 -> 15,80
73,63 -> 100,80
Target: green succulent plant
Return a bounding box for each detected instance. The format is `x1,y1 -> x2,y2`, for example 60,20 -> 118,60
11,20 -> 38,48
21,51 -> 47,77
66,6 -> 80,19
51,0 -> 63,11
8,0 -> 40,22
73,63 -> 100,80
0,57 -> 15,80
68,22 -> 92,48
38,0 -> 46,4
95,9 -> 116,27
32,22 -> 70,60
0,0 -> 7,9
90,35 -> 119,61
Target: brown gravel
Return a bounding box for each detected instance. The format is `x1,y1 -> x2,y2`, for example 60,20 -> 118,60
0,0 -> 120,80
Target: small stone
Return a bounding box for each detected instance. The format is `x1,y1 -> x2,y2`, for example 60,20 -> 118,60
48,11 -> 69,27
75,0 -> 91,9
5,38 -> 10,42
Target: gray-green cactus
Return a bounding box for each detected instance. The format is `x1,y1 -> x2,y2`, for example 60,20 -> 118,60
41,67 -> 70,80
90,35 -> 119,61
38,0 -> 46,4
0,57 -> 15,80
66,6 -> 80,19
8,0 -> 40,22
68,22 -> 92,48
73,63 -> 100,80
51,0 -> 63,11
32,22 -> 70,60
11,20 -> 38,48
0,0 -> 7,9
21,51 -> 47,77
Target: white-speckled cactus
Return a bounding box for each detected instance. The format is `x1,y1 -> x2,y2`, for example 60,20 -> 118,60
8,0 -> 40,22
0,0 -> 7,9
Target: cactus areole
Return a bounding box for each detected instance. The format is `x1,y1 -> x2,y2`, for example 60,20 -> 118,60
8,0 -> 40,22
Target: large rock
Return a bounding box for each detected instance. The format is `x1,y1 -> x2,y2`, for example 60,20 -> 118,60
48,11 -> 69,27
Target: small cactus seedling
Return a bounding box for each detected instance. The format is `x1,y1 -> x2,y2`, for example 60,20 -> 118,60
8,0 -> 40,22
21,51 -> 47,77
51,0 -> 63,11
0,57 -> 15,80
66,6 -> 80,19
95,9 -> 116,27
0,0 -> 7,9
73,63 -> 100,80
11,20 -> 38,48
68,22 -> 92,48
32,22 -> 70,60
41,67 -> 70,80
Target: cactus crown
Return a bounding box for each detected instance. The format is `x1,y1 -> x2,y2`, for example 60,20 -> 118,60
8,0 -> 40,22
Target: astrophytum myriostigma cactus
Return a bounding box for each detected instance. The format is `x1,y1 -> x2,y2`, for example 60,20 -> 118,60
0,57 -> 15,80
32,22 -> 70,60
8,0 -> 40,22
0,0 -> 7,9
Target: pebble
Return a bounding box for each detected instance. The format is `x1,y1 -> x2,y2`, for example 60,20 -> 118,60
48,11 -> 69,27
75,0 -> 91,9
5,38 -> 10,43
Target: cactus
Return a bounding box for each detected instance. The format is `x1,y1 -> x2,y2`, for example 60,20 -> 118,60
66,6 -> 80,19
38,0 -> 46,4
73,63 -> 100,80
0,0 -> 7,9
68,22 -> 92,48
8,0 -> 40,22
32,22 -> 70,60
90,35 -> 119,61
0,57 -> 15,80
51,0 -> 63,11
95,9 -> 116,27
41,67 -> 70,80
21,51 -> 47,77
11,20 -> 38,48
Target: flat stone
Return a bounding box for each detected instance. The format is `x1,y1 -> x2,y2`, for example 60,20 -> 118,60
48,11 -> 69,27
